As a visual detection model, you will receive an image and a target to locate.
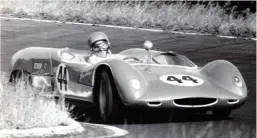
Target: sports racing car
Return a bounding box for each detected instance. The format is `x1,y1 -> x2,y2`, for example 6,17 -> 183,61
9,41 -> 247,122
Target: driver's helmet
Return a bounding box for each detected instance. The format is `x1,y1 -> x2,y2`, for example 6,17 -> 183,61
88,32 -> 110,52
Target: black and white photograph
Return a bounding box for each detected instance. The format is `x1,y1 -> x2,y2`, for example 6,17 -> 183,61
0,0 -> 256,138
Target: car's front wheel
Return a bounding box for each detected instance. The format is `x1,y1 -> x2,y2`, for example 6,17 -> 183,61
98,70 -> 120,123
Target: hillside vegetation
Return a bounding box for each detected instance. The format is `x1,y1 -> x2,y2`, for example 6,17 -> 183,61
1,0 -> 256,38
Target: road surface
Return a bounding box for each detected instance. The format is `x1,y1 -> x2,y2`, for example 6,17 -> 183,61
1,18 -> 256,138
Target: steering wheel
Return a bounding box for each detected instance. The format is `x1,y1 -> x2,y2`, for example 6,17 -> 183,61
123,57 -> 142,62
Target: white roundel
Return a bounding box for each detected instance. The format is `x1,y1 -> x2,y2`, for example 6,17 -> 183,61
55,63 -> 69,93
160,74 -> 204,86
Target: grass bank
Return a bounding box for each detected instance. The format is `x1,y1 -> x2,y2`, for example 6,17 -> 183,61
0,73 -> 72,130
1,0 -> 256,38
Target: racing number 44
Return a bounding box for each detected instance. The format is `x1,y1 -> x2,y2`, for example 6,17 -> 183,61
57,66 -> 68,91
56,63 -> 69,92
160,74 -> 204,86
167,75 -> 198,83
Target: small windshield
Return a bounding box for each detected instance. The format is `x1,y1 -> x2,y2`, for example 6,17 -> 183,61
60,51 -> 75,60
59,50 -> 88,64
153,53 -> 196,67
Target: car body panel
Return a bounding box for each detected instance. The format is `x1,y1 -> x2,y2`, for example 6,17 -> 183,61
9,47 -> 247,111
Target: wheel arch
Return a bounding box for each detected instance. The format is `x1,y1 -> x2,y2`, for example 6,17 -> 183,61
93,64 -> 121,104
92,59 -> 148,105
9,69 -> 31,82
201,60 -> 247,97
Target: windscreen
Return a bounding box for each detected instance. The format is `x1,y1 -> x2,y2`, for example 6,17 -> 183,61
154,53 -> 196,67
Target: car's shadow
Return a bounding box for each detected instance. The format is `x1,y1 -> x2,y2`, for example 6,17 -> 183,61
69,105 -> 233,125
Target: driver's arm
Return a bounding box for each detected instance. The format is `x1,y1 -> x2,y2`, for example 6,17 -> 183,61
85,55 -> 96,64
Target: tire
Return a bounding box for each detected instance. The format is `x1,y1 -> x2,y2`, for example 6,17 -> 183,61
213,109 -> 231,119
97,70 -> 119,123
10,70 -> 32,86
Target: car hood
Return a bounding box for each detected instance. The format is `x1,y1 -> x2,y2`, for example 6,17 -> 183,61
131,64 -> 241,100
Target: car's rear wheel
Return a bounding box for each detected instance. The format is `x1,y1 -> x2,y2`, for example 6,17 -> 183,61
98,70 -> 120,123
10,70 -> 32,86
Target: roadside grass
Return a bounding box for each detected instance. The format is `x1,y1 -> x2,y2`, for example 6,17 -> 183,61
0,72 -> 73,130
0,0 -> 256,38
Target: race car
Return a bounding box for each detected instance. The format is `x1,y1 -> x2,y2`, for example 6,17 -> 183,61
9,41 -> 247,122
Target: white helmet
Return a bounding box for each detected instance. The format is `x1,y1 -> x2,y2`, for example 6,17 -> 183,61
88,32 -> 110,52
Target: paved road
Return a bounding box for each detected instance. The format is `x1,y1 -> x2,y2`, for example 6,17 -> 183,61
1,18 -> 256,138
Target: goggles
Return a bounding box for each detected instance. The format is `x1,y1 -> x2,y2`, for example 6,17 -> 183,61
91,40 -> 109,52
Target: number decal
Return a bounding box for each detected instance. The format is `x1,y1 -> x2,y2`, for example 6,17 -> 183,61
160,74 -> 204,86
182,76 -> 198,83
63,67 -> 68,90
167,76 -> 183,83
57,66 -> 63,90
56,64 -> 69,92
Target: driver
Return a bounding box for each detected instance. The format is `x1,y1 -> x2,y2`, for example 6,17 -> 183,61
86,31 -> 112,64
